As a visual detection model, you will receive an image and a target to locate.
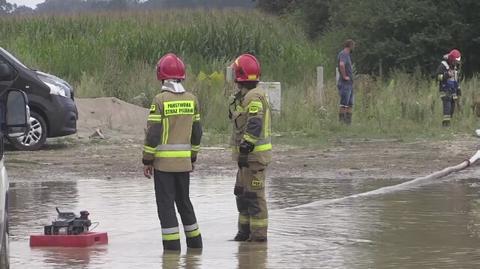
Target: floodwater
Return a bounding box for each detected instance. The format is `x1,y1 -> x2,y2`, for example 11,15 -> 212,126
8,169 -> 480,268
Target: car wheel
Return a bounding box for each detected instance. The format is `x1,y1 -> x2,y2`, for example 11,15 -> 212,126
10,112 -> 47,151
0,226 -> 9,269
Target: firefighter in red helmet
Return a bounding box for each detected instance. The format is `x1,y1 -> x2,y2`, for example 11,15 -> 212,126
437,49 -> 462,126
228,54 -> 272,242
142,53 -> 203,251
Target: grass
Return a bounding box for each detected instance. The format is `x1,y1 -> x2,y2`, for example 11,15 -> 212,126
1,10 -> 479,145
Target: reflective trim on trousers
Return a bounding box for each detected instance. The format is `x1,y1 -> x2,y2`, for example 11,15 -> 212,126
162,227 -> 180,234
163,233 -> 180,241
250,218 -> 268,228
162,226 -> 180,241
186,229 -> 201,238
184,223 -> 199,232
239,214 -> 250,225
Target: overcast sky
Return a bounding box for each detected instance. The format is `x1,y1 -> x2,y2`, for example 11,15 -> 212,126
9,0 -> 44,8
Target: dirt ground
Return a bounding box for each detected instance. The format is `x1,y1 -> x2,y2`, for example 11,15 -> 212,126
5,136 -> 479,183
5,97 -> 480,182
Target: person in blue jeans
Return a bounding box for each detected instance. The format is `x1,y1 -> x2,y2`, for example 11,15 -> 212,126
337,39 -> 355,124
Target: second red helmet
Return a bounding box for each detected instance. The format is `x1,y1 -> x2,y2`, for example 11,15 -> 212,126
156,53 -> 186,81
447,49 -> 461,64
232,54 -> 261,82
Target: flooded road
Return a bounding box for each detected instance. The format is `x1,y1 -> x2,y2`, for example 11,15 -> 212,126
9,169 -> 480,268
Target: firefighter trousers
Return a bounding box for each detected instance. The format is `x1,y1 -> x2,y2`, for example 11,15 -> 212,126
234,162 -> 268,241
154,170 -> 202,251
441,95 -> 456,126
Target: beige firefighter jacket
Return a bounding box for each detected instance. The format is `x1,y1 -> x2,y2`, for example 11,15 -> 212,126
143,89 -> 202,172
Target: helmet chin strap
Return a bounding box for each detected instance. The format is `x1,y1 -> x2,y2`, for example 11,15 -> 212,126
162,80 -> 186,93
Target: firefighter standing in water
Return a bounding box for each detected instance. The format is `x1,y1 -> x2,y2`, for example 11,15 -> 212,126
142,53 -> 203,251
437,49 -> 462,127
228,54 -> 272,242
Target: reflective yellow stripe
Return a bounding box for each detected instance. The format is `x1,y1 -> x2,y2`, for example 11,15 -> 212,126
186,229 -> 201,238
143,145 -> 156,154
239,214 -> 249,225
155,151 -> 191,158
438,74 -> 444,81
193,114 -> 201,121
243,134 -> 258,144
163,100 -> 195,116
163,233 -> 180,241
264,107 -> 271,137
148,114 -> 162,122
191,145 -> 201,152
248,101 -> 263,114
253,143 -> 272,152
250,218 -> 268,228
162,118 -> 169,144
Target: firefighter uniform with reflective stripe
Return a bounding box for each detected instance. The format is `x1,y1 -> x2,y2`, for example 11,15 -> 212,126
230,87 -> 272,241
437,59 -> 460,127
143,87 -> 202,251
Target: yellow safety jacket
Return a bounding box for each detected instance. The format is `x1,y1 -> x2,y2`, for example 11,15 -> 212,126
229,87 -> 272,165
143,90 -> 202,172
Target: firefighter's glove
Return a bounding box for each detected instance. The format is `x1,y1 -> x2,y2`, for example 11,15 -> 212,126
453,94 -> 458,100
239,141 -> 255,154
191,154 -> 197,164
238,141 -> 254,169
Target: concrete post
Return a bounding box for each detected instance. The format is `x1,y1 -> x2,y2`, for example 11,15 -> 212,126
316,66 -> 324,105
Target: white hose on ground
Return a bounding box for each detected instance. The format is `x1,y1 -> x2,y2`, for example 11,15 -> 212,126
283,150 -> 480,211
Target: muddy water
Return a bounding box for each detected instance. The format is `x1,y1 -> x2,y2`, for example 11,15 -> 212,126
8,172 -> 480,268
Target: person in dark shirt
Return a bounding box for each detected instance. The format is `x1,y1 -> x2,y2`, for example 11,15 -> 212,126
337,39 -> 355,124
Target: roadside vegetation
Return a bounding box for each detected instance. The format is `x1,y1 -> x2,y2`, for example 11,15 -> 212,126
1,10 -> 479,143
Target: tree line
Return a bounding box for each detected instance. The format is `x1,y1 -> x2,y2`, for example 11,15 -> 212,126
257,0 -> 480,77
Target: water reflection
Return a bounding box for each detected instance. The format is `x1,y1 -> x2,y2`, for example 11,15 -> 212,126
236,243 -> 267,269
8,175 -> 480,268
33,246 -> 108,269
161,249 -> 202,269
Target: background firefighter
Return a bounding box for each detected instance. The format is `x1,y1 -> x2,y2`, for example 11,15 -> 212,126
229,54 -> 272,242
142,53 -> 203,251
437,49 -> 462,127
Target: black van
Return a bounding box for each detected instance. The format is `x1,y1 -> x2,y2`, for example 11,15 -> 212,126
0,47 -> 78,150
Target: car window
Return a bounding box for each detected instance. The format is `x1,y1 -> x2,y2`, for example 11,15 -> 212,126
0,56 -> 17,82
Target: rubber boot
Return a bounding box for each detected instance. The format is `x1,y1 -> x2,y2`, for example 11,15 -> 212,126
234,224 -> 250,241
163,239 -> 181,251
186,234 -> 203,249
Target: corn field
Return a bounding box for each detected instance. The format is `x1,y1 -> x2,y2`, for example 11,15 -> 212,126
1,10 -> 479,141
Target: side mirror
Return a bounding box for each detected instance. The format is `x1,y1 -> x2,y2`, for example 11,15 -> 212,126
5,90 -> 29,138
0,63 -> 13,81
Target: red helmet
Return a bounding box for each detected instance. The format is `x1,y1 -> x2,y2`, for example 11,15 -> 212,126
232,54 -> 261,82
156,53 -> 186,81
447,49 -> 461,63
